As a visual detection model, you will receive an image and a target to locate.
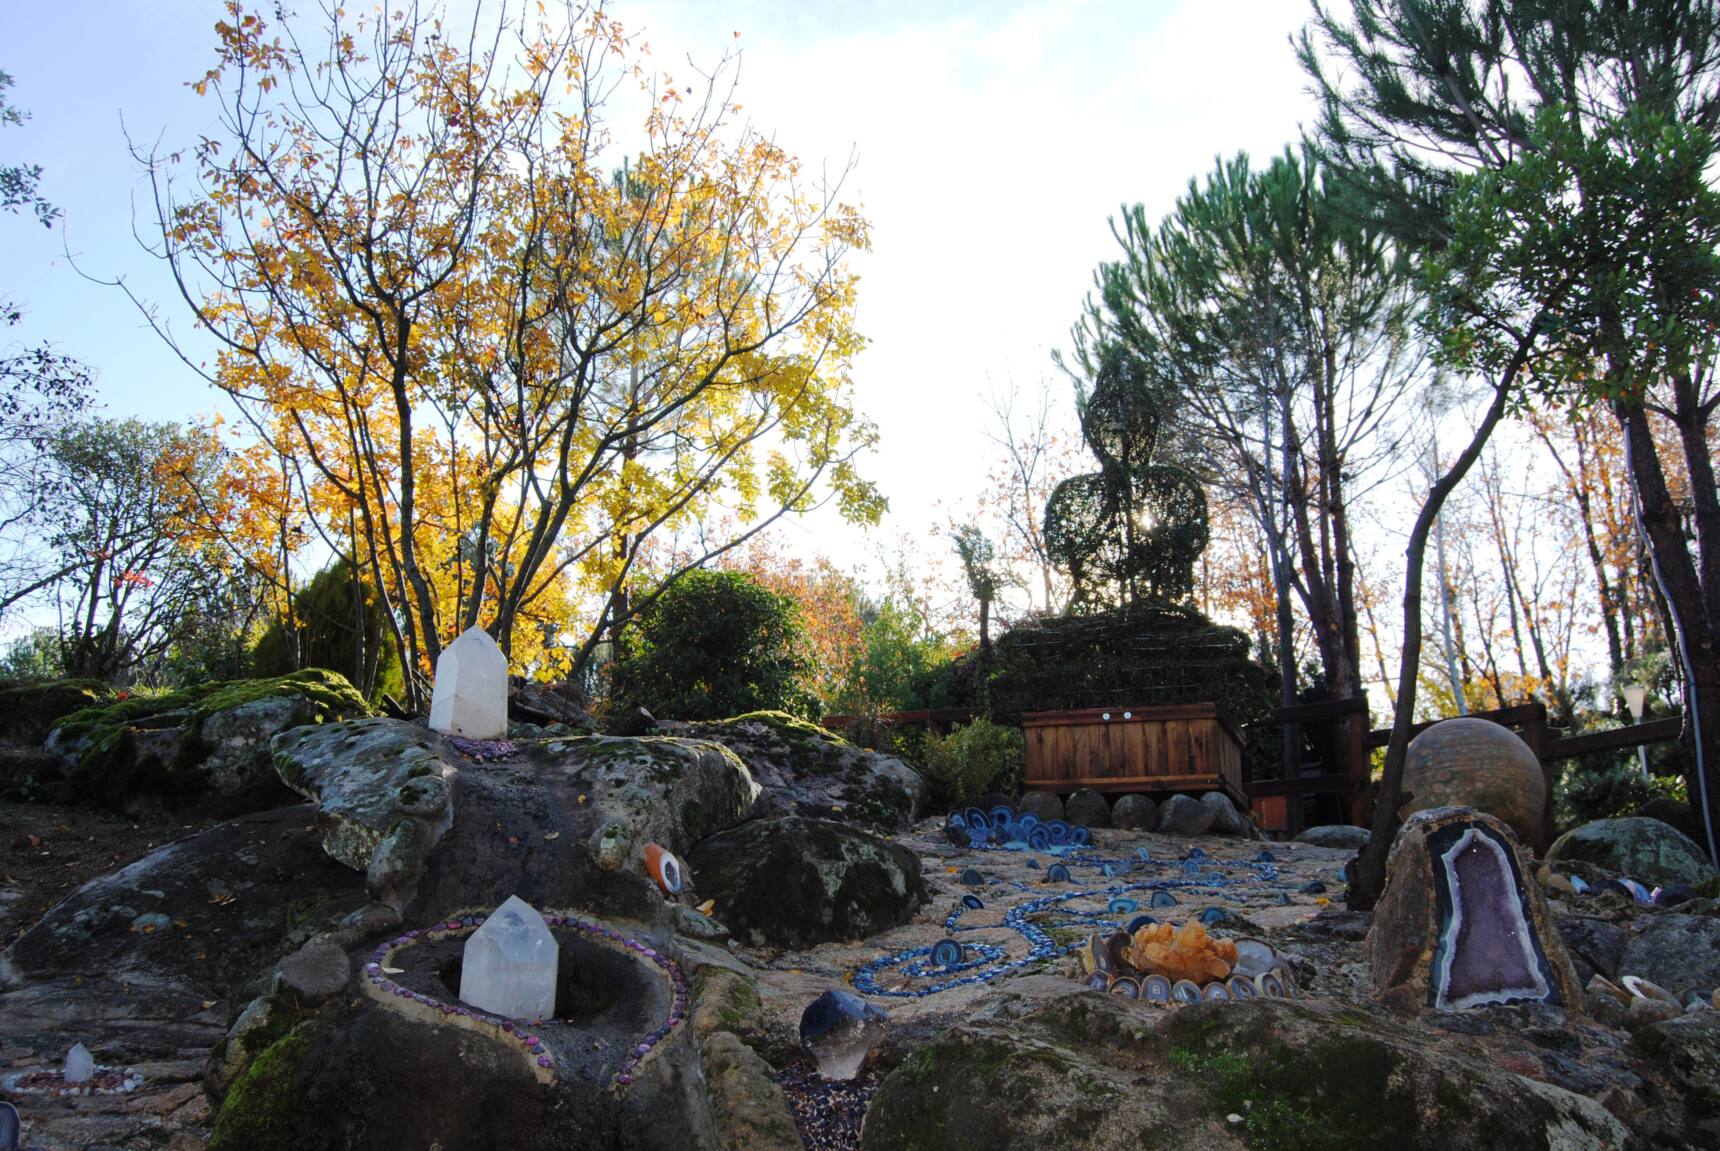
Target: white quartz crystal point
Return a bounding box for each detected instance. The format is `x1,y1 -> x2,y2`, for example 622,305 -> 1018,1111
63,1042 -> 95,1084
459,895 -> 558,1021
428,625 -> 510,739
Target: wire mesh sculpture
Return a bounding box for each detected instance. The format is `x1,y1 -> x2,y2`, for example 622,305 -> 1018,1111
1044,346 -> 1208,610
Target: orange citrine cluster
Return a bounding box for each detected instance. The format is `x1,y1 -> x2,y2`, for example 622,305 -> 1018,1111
1121,921 -> 1237,983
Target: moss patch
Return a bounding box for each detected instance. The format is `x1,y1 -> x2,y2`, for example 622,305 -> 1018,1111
53,669 -> 370,807
208,1025 -> 312,1151
1162,1009 -> 1420,1151
0,678 -> 118,746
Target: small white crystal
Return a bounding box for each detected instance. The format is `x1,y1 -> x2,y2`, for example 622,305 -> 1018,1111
459,895 -> 558,1021
428,626 -> 510,740
63,1042 -> 95,1084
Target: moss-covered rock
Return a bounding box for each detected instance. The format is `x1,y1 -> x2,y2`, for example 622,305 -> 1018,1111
47,669 -> 371,810
664,712 -> 927,831
1547,816 -> 1719,889
208,1024 -> 312,1151
861,993 -> 1626,1151
0,678 -> 117,746
688,816 -> 927,949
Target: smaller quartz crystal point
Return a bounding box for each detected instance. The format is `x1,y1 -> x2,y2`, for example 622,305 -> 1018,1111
800,990 -> 888,1080
460,895 -> 558,1022
63,1042 -> 94,1084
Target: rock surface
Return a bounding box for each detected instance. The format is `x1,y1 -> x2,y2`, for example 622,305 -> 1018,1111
1110,793 -> 1156,829
701,1031 -> 802,1151
688,816 -> 927,949
275,937 -> 352,1008
1155,793 -> 1216,837
1548,816 -> 1719,888
1618,913 -> 1720,998
859,990 -> 1626,1151
45,669 -> 371,811
1556,916 -> 1628,987
1063,788 -> 1111,828
664,712 -> 927,831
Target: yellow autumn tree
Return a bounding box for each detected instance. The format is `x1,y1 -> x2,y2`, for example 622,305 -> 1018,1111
139,1 -> 881,705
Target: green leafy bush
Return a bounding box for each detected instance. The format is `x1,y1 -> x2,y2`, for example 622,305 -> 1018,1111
1556,753 -> 1688,832
252,559 -> 404,702
609,569 -> 819,721
920,717 -> 1024,810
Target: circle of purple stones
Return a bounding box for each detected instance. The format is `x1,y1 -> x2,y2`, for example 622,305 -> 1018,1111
362,912 -> 689,1089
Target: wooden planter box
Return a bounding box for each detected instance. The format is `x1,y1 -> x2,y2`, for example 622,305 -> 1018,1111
1022,703 -> 1247,807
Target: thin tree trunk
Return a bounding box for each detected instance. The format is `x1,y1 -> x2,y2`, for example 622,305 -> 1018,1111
1350,347 -> 1526,911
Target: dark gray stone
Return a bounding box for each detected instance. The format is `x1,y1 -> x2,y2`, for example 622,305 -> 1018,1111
1548,817 -> 1718,889
274,938 -> 351,1008
1198,791 -> 1248,835
688,817 -> 928,949
1110,794 -> 1156,830
1295,824 -> 1370,850
1619,913 -> 1720,998
1557,916 -> 1629,987
607,706 -> 658,737
1063,788 -> 1111,829
1154,794 -> 1215,837
1017,792 -> 1064,823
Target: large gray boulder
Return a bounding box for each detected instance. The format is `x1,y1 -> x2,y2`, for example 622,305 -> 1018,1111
273,717 -> 460,907
1295,824 -> 1371,850
44,669 -> 371,812
1199,790 -> 1249,836
1111,793 -> 1156,830
274,719 -> 760,918
1548,816 -> 1719,888
860,991 -> 1625,1151
663,712 -> 926,830
1155,793 -> 1216,837
688,816 -> 927,949
0,805 -> 367,1066
1619,914 -> 1720,998
1063,788 -> 1111,828
1018,791 -> 1065,823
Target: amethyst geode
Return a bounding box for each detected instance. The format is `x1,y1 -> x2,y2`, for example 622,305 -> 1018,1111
1368,807 -> 1582,1014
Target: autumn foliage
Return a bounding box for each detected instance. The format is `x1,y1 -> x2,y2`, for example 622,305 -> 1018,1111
144,2 -> 880,703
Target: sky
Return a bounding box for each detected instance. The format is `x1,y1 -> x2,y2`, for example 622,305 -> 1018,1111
1,0 -> 1318,589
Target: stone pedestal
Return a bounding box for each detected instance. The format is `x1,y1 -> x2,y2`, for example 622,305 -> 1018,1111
428,626 -> 509,739
1368,806 -> 1581,1014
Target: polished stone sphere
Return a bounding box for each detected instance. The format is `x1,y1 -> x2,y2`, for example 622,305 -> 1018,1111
1401,718 -> 1545,845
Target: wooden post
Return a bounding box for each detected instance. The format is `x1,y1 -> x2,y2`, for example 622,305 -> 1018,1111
1346,707 -> 1371,828
1517,702 -> 1554,855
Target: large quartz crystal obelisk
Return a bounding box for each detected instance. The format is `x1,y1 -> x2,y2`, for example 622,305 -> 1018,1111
460,895 -> 558,1021
428,626 -> 509,740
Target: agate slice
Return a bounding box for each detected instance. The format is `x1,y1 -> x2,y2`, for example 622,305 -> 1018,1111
1108,976 -> 1140,998
1170,979 -> 1204,1005
1427,821 -> 1558,1011
1141,974 -> 1173,1003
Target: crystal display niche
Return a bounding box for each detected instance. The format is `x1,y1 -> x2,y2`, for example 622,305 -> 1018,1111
460,895 -> 558,1022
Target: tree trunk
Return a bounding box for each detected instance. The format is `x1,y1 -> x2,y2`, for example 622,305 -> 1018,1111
1349,354 -> 1524,910
1614,397 -> 1720,864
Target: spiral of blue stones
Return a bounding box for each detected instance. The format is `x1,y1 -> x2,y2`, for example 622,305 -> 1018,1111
850,843 -> 1287,999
